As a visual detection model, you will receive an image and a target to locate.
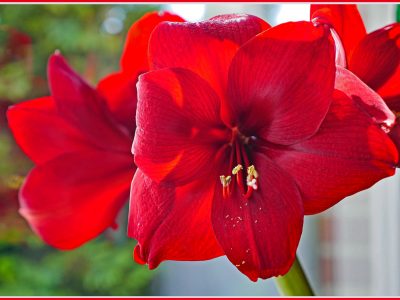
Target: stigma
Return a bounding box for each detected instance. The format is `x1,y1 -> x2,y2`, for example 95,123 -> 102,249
246,165 -> 258,189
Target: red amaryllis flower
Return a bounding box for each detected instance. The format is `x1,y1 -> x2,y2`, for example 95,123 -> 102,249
6,11 -> 183,250
311,5 -> 400,110
311,5 -> 400,160
128,15 -> 398,281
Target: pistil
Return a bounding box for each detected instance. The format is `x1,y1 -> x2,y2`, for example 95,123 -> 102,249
235,142 -> 246,194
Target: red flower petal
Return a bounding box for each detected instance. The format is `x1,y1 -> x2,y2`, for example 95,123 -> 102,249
97,12 -> 184,133
97,72 -> 137,134
310,4 -> 366,63
7,97 -> 91,164
266,90 -> 398,215
48,53 -> 131,152
335,66 -> 396,129
20,150 -> 134,249
203,14 -> 271,45
228,21 -> 335,145
212,153 -> 303,281
149,14 -> 270,100
348,23 -> 400,109
128,170 -> 223,268
134,68 -> 228,185
120,11 -> 185,76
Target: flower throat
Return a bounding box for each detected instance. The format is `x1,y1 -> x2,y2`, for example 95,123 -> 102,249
219,127 -> 259,199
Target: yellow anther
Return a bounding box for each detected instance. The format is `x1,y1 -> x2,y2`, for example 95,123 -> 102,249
220,175 -> 232,187
232,164 -> 243,175
247,165 -> 258,178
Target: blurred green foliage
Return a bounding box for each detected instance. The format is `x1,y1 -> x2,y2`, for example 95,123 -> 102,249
0,5 -> 159,100
0,5 -> 160,295
0,61 -> 32,100
397,5 -> 400,22
0,237 -> 154,295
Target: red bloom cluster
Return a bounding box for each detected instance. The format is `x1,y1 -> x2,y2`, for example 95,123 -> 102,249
311,5 -> 400,161
129,14 -> 398,281
7,12 -> 183,249
311,5 -> 400,109
6,7 -> 400,281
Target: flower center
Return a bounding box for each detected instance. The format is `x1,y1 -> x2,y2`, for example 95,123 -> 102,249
219,127 -> 259,199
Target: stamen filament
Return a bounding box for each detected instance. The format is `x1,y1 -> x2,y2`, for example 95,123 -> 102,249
220,175 -> 232,199
220,128 -> 260,200
244,187 -> 254,199
235,141 -> 245,194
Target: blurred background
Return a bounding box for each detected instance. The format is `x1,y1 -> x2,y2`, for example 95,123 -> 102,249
0,3 -> 399,296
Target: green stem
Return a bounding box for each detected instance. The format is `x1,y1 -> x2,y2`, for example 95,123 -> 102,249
275,255 -> 315,296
